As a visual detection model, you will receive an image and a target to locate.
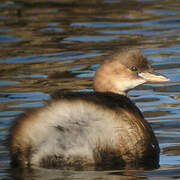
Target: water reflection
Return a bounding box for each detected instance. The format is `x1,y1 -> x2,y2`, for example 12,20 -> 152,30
7,166 -> 180,180
0,0 -> 180,179
9,167 -> 141,180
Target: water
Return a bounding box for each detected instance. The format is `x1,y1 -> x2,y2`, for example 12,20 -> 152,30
0,0 -> 180,179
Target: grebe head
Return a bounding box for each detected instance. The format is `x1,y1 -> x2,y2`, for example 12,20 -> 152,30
94,49 -> 170,95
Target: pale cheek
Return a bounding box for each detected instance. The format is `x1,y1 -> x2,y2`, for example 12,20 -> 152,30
115,77 -> 146,91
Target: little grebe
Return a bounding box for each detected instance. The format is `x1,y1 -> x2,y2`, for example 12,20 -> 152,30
9,49 -> 169,169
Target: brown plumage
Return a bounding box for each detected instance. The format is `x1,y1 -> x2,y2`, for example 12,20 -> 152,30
9,49 -> 169,170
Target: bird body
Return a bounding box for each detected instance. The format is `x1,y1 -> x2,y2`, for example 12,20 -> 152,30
9,49 -> 169,169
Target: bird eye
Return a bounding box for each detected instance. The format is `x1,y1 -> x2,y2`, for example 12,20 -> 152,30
131,66 -> 137,71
